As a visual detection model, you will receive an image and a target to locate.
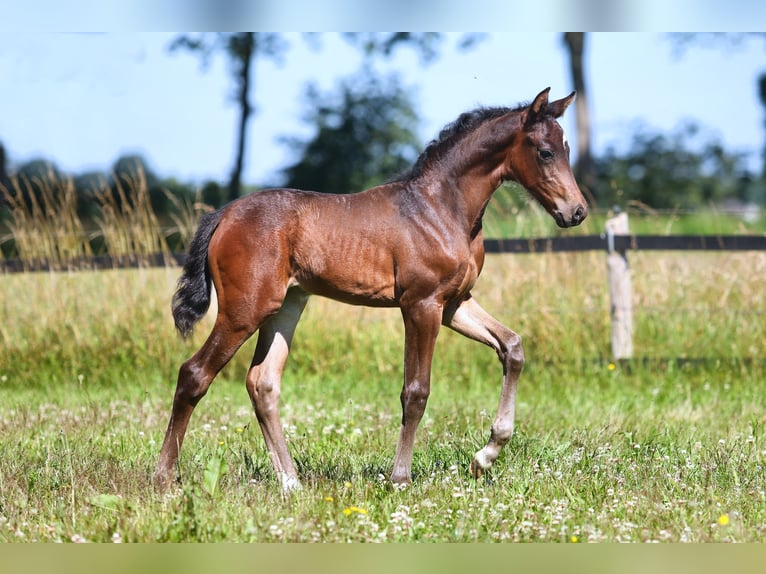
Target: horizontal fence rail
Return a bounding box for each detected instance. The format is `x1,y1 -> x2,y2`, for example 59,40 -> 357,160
484,234 -> 766,254
0,253 -> 186,273
2,234 -> 766,273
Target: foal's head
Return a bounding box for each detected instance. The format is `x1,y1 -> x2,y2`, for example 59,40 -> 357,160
508,88 -> 587,228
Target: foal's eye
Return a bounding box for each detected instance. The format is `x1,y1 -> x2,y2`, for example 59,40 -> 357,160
538,149 -> 554,161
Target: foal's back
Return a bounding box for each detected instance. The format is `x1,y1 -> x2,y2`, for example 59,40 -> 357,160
211,184 -> 421,308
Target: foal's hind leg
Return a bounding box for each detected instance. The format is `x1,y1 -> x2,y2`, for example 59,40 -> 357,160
443,296 -> 524,478
154,316 -> 256,490
245,288 -> 309,492
154,266 -> 290,490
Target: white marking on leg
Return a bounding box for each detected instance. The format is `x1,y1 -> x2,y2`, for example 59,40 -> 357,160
473,448 -> 493,470
445,298 -> 523,479
279,472 -> 302,493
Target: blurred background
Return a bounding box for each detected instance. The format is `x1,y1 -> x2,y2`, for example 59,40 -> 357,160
1,32 -> 765,259
4,30 -> 766,547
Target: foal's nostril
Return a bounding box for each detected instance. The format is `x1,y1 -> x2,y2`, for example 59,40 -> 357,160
572,205 -> 587,225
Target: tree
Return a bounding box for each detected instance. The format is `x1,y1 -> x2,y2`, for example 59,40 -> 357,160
759,73 -> 766,178
280,72 -> 421,194
341,33 -> 484,65
111,154 -> 159,188
169,33 -> 288,202
10,158 -> 66,212
0,143 -> 8,195
562,33 -> 596,193
170,33 -> 483,202
594,121 -> 750,209
72,170 -> 108,218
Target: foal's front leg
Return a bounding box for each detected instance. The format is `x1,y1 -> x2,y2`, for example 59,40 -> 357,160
390,300 -> 442,485
444,296 -> 524,477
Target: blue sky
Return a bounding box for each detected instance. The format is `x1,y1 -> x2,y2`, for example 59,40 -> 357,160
0,32 -> 764,188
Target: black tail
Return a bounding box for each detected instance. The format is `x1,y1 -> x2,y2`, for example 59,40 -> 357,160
172,209 -> 224,338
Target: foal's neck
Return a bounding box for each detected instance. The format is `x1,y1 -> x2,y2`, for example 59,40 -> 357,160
440,112 -> 524,237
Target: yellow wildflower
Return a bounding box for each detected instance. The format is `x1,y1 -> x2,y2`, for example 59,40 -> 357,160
718,514 -> 730,526
607,363 -> 616,371
324,496 -> 334,502
343,506 -> 367,516
570,535 -> 579,543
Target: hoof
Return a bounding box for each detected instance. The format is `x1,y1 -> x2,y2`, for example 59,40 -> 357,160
469,449 -> 492,479
152,469 -> 176,492
279,473 -> 302,493
469,458 -> 484,479
389,472 -> 412,487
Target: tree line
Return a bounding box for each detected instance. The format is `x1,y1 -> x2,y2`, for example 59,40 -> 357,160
1,33 -> 764,228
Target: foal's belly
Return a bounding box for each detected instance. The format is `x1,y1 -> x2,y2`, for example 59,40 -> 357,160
293,274 -> 399,308
291,254 -> 399,308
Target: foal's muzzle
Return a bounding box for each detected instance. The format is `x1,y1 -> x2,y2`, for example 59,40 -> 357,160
554,204 -> 588,228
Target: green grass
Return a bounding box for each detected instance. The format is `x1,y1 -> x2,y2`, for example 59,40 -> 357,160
1,255 -> 765,542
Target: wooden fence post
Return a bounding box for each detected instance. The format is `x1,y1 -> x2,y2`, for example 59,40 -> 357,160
606,212 -> 633,359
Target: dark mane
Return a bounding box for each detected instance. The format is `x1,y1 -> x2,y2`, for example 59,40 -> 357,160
399,103 -> 532,182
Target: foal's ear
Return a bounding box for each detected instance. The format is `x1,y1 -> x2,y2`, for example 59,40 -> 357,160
547,91 -> 577,118
524,87 -> 551,129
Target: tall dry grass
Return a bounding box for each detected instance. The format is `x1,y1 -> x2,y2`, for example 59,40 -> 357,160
2,243 -> 763,392
0,164 -> 192,269
0,164 -> 92,266
95,167 -> 168,260
295,250 -> 766,369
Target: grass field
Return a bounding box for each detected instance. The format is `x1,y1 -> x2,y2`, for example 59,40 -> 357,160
1,251 -> 765,542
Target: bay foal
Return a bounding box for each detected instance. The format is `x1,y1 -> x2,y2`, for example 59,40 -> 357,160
154,88 -> 587,491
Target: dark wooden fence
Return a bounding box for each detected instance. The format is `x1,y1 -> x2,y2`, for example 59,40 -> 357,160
3,234 -> 764,273
483,234 -> 766,254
